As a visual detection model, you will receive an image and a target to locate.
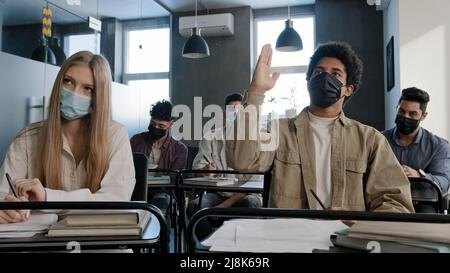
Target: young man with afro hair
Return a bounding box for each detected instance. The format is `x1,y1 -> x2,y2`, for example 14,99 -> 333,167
226,42 -> 414,213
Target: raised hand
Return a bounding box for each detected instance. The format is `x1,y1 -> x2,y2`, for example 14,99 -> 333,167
248,44 -> 280,94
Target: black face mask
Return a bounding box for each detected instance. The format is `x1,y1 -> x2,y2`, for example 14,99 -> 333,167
148,124 -> 167,140
308,72 -> 345,108
395,115 -> 420,135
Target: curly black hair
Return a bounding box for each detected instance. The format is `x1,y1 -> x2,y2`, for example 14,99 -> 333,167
150,100 -> 173,121
306,41 -> 364,94
399,87 -> 430,112
224,92 -> 243,106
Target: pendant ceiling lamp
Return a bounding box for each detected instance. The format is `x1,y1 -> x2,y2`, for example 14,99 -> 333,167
276,0 -> 303,52
182,0 -> 210,58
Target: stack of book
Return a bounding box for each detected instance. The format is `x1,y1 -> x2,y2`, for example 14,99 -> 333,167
47,210 -> 151,237
313,221 -> 450,253
147,175 -> 171,185
183,176 -> 237,187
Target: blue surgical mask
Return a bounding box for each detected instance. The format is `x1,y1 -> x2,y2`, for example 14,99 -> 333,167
60,88 -> 92,120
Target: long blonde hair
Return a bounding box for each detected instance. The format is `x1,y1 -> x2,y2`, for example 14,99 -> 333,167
40,51 -> 112,192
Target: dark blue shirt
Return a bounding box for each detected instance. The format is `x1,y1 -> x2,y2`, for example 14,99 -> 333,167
382,127 -> 450,192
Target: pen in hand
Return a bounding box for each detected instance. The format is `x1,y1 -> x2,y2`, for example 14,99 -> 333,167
310,189 -> 327,210
6,173 -> 20,199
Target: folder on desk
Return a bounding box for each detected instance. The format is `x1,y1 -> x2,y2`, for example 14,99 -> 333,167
47,210 -> 151,237
147,175 -> 171,185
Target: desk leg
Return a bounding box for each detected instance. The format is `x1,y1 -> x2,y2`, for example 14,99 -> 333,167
177,188 -> 187,253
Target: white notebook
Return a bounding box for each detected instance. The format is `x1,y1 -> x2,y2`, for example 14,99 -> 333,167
0,213 -> 58,238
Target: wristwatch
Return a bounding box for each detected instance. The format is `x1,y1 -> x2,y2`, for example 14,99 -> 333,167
419,169 -> 427,178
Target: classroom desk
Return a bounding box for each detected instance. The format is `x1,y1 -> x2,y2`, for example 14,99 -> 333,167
177,180 -> 264,193
144,169 -> 270,252
177,169 -> 268,252
186,207 -> 450,253
0,201 -> 168,253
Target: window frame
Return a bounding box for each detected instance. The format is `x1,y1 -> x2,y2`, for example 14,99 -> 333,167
122,16 -> 171,99
63,32 -> 101,57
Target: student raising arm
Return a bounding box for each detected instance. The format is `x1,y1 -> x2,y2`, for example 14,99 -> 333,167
0,51 -> 135,224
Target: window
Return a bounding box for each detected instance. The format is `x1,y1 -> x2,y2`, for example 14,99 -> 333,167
128,79 -> 170,123
254,15 -> 315,117
64,33 -> 101,57
123,25 -> 170,109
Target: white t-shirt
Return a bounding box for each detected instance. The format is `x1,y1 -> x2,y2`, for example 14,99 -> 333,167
308,111 -> 337,209
149,144 -> 161,166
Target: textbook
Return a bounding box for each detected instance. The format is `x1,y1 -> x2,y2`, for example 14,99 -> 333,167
64,210 -> 149,226
330,234 -> 446,253
183,177 -> 238,187
147,175 -> 171,185
347,221 -> 450,246
47,211 -> 151,237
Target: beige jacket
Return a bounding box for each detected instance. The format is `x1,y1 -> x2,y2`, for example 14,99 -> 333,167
0,121 -> 136,201
226,92 -> 414,213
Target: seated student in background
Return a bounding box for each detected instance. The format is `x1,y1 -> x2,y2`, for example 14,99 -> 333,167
130,100 -> 187,213
226,42 -> 414,212
382,87 -> 450,213
0,51 -> 136,224
187,93 -> 262,240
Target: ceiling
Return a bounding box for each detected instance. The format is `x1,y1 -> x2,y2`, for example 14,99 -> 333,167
158,0 -> 315,13
1,0 -> 315,26
1,0 -> 170,26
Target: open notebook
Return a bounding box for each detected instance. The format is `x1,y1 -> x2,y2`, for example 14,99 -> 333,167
0,213 -> 59,238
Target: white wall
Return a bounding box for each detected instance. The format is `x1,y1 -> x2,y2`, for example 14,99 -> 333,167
383,0 -> 401,129
0,51 -> 58,160
384,0 -> 450,140
0,0 -> 4,48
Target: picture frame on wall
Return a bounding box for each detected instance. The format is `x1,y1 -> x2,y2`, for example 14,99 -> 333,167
386,36 -> 395,92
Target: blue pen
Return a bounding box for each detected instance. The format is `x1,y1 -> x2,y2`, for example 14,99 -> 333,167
6,173 -> 19,198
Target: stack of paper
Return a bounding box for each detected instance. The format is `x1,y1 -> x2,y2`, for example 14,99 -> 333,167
0,213 -> 58,238
201,218 -> 348,253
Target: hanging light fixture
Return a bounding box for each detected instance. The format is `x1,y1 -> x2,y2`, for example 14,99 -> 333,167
182,0 -> 210,58
276,0 -> 303,52
31,5 -> 57,65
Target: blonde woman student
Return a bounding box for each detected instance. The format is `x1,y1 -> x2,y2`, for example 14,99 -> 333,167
0,51 -> 136,224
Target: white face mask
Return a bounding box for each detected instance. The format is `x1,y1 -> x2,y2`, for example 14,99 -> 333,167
60,88 -> 92,120
225,111 -> 237,127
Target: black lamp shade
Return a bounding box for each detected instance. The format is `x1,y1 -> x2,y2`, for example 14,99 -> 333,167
182,28 -> 210,59
48,37 -> 67,66
276,19 -> 303,52
31,44 -> 57,65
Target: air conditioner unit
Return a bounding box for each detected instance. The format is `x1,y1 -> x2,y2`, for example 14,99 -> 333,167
179,13 -> 234,38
